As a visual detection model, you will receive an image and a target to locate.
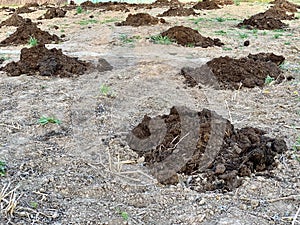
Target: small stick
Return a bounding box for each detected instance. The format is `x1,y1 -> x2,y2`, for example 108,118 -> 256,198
268,195 -> 300,203
292,206 -> 300,225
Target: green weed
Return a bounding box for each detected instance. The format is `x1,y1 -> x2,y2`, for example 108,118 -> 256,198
273,33 -> 282,39
252,29 -> 258,34
76,6 -> 83,14
28,36 -> 38,47
215,17 -> 226,22
223,47 -> 232,51
186,43 -> 195,48
234,0 -> 240,5
215,30 -> 227,36
117,208 -> 129,221
0,161 -> 7,176
150,35 -> 173,45
100,84 -> 115,97
78,19 -> 98,25
119,34 -> 141,44
261,31 -> 267,35
189,17 -> 206,24
30,201 -> 38,209
100,18 -> 118,24
38,116 -> 61,125
238,33 -> 248,39
264,75 -> 275,85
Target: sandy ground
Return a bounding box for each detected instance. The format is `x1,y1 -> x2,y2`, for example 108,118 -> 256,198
0,2 -> 299,224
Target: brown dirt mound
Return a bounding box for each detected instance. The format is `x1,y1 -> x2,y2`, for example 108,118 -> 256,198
270,0 -> 300,12
215,0 -> 234,6
237,11 -> 288,30
193,0 -> 221,10
161,26 -> 224,47
128,106 -> 287,192
0,13 -> 33,28
0,23 -> 60,46
115,13 -> 166,27
1,45 -> 89,77
38,7 -> 67,19
15,3 -> 37,14
80,1 -> 130,11
157,7 -> 199,17
181,53 -> 284,89
264,7 -> 295,20
151,0 -> 182,8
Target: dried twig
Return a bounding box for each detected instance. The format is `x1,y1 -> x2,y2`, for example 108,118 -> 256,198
292,206 -> 300,225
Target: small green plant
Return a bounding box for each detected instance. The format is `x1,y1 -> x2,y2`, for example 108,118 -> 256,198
0,161 -> 7,176
189,17 -> 206,24
252,29 -> 258,35
30,201 -> 38,209
215,17 -> 226,22
100,18 -> 118,24
265,75 -> 275,85
100,84 -> 115,97
0,55 -> 11,62
150,35 -> 173,45
38,116 -> 61,125
261,31 -> 267,35
234,0 -> 240,5
223,47 -> 233,51
215,30 -> 227,36
119,34 -> 141,44
117,208 -> 129,221
78,19 -> 98,25
76,6 -> 83,14
186,43 -> 195,48
294,136 -> 300,151
238,33 -> 248,39
273,34 -> 282,39
28,36 -> 38,47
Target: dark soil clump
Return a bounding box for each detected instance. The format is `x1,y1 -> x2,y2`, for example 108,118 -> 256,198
237,3 -> 296,30
215,0 -> 234,5
115,13 -> 166,27
128,106 -> 287,192
270,0 -> 300,12
157,7 -> 199,17
181,53 -> 284,89
0,13 -> 33,28
1,45 -> 89,77
0,23 -> 60,46
151,0 -> 183,8
15,3 -> 36,14
193,0 -> 221,10
237,12 -> 288,30
80,1 -> 130,11
38,7 -> 67,20
161,26 -> 224,47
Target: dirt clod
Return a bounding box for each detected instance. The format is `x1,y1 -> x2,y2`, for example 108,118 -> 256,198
237,3 -> 295,30
128,106 -> 287,192
181,53 -> 285,89
161,25 -> 224,47
0,13 -> 33,28
193,0 -> 221,10
157,7 -> 199,17
115,13 -> 166,27
0,23 -> 60,46
1,45 -> 89,77
38,7 -> 67,20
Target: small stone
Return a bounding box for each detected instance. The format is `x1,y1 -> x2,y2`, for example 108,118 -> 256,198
215,164 -> 226,174
251,200 -> 260,209
199,199 -> 206,205
240,204 -> 247,210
